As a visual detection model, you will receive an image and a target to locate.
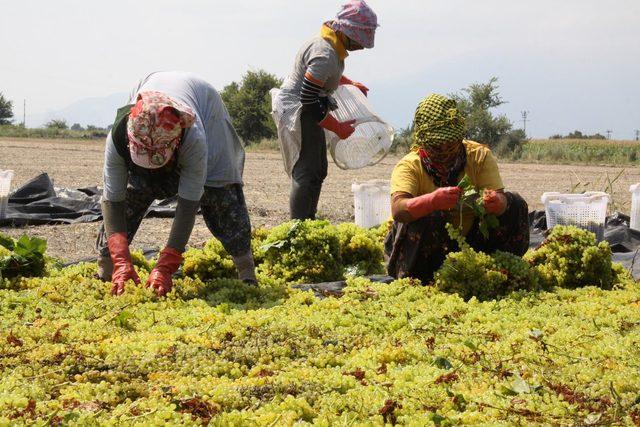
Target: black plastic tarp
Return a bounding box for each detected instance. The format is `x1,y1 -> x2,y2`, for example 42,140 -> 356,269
0,173 -> 180,226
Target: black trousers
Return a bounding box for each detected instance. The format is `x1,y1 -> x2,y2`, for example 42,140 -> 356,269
290,111 -> 328,220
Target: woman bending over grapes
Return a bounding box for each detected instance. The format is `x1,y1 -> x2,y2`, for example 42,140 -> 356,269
96,71 -> 256,296
385,94 -> 530,282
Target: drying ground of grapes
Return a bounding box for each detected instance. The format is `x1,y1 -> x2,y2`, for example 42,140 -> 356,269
2,137 -> 640,262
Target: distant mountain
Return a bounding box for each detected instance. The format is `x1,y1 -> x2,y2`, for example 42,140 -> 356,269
28,92 -> 128,128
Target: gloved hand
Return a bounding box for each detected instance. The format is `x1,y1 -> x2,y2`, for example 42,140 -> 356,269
340,75 -> 369,96
107,232 -> 140,296
319,114 -> 356,140
405,187 -> 462,219
146,247 -> 183,297
483,190 -> 507,216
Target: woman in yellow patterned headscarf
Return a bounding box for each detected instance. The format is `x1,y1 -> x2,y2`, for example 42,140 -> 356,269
384,93 -> 530,283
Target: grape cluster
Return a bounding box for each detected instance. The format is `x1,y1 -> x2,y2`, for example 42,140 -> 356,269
435,224 -> 543,301
525,225 -> 626,290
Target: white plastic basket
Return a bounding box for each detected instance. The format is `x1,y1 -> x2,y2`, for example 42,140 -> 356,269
0,170 -> 14,220
541,192 -> 609,241
629,184 -> 640,231
352,180 -> 391,229
326,85 -> 394,170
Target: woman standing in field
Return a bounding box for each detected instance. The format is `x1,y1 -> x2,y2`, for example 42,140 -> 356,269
272,0 -> 378,220
385,94 -> 530,282
96,71 -> 256,296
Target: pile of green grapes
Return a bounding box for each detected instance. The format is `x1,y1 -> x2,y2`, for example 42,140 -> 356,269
183,220 -> 386,284
435,225 -> 631,301
1,222 -> 639,425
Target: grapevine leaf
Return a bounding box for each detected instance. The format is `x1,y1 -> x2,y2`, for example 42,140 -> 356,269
510,374 -> 531,394
457,175 -> 473,191
529,329 -> 544,339
115,311 -> 134,330
478,221 -> 489,239
463,340 -> 478,351
0,233 -> 14,250
500,385 -> 518,396
433,357 -> 453,370
430,413 -> 449,426
486,215 -> 499,229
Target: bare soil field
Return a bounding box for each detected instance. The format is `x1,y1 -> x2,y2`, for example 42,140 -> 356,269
2,137 -> 639,262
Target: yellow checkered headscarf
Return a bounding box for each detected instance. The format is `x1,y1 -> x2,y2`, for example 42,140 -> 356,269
413,94 -> 466,149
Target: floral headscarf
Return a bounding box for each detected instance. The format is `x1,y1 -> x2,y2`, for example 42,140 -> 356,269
325,0 -> 378,49
127,91 -> 195,169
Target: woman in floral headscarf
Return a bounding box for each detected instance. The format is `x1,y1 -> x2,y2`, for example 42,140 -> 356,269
97,71 -> 256,296
385,94 -> 530,282
272,0 -> 379,219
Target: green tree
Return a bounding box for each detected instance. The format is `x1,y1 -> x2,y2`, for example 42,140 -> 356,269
45,119 -> 68,130
450,77 -> 514,148
70,123 -> 84,131
0,93 -> 14,125
221,70 -> 283,144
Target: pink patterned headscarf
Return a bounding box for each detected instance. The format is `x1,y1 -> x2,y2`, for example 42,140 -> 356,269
127,91 -> 195,169
326,0 -> 378,49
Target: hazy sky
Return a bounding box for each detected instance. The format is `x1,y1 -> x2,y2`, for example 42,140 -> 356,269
2,0 -> 639,139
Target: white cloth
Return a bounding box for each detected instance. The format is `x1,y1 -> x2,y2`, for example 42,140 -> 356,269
271,37 -> 344,176
103,71 -> 245,202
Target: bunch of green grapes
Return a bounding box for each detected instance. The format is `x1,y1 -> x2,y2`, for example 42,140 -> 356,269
335,223 -> 385,276
250,227 -> 270,266
130,250 -> 155,272
182,238 -> 237,281
257,220 -> 342,283
524,225 -> 620,290
435,225 -> 542,300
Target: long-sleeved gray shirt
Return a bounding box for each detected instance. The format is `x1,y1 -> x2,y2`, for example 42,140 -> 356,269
103,71 -> 245,202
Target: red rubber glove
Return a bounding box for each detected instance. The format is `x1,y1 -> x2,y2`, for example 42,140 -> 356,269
483,190 -> 507,215
405,187 -> 462,220
319,115 -> 356,140
340,75 -> 369,96
107,232 -> 140,296
146,247 -> 183,297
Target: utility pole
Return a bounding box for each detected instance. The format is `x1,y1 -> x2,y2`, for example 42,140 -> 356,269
635,130 -> 639,141
521,111 -> 529,137
23,99 -> 26,127
606,130 -> 612,140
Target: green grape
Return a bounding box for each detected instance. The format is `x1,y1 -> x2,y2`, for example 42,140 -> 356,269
336,223 -> 385,276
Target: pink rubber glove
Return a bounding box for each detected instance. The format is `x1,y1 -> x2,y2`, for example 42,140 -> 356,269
340,75 -> 369,96
146,247 -> 183,297
107,232 -> 140,296
319,115 -> 356,140
483,190 -> 507,216
405,187 -> 462,219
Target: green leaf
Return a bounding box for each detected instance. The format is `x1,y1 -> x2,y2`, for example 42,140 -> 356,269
500,385 -> 518,396
433,357 -> 453,370
115,311 -> 134,330
463,340 -> 478,351
529,329 -> 544,339
486,215 -> 499,229
0,233 -> 14,250
457,175 -> 473,191
430,413 -> 448,426
510,373 -> 531,394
